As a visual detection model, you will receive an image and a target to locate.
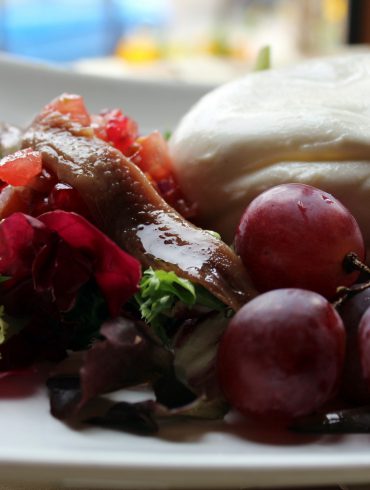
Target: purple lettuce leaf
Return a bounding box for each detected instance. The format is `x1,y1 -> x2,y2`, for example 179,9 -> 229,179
46,311 -> 231,435
79,317 -> 172,405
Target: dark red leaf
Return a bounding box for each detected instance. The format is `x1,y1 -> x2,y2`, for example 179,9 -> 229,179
86,400 -> 158,434
33,240 -> 92,311
47,375 -> 82,419
39,211 -> 141,316
79,317 -> 171,405
0,212 -> 51,280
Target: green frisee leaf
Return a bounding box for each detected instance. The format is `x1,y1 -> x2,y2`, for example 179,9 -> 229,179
136,268 -> 196,323
0,306 -> 9,345
135,268 -> 226,343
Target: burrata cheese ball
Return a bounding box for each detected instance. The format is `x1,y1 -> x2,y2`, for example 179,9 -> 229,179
170,54 -> 370,253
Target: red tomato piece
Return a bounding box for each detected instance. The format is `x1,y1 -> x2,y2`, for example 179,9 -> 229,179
93,113 -> 197,218
0,148 -> 42,186
0,185 -> 32,218
40,94 -> 90,126
134,131 -> 172,181
105,110 -> 138,154
92,109 -> 139,154
91,113 -> 108,140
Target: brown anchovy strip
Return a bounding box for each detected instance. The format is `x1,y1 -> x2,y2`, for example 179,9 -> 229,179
23,112 -> 254,310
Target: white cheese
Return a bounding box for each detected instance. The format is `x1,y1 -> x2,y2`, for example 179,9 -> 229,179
169,54 -> 370,250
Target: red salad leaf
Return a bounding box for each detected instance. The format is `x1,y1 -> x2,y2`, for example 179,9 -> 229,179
32,239 -> 93,311
0,213 -> 92,312
86,400 -> 159,434
0,148 -> 42,186
152,368 -> 196,409
0,210 -> 142,373
48,375 -> 227,434
79,317 -> 171,405
0,367 -> 36,380
0,328 -> 37,371
39,211 -> 141,316
0,210 -> 141,319
0,212 -> 51,281
45,316 -> 228,434
46,317 -> 172,421
0,311 -> 66,373
47,374 -> 158,434
47,375 -> 82,419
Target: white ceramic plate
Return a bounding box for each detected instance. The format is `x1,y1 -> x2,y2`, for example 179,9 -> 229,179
0,53 -> 212,132
1,54 -> 370,490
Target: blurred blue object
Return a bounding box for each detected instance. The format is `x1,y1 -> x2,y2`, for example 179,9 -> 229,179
0,0 -> 168,62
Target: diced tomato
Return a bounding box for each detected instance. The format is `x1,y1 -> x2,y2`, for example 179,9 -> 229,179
0,185 -> 32,219
0,148 -> 42,186
40,94 -> 90,126
92,111 -> 197,218
105,110 -> 138,154
91,113 -> 108,140
133,131 -> 172,181
131,132 -> 197,218
157,176 -> 198,219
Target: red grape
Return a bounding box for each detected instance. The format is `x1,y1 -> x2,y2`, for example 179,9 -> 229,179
235,183 -> 365,299
217,289 -> 345,418
358,307 -> 370,384
338,289 -> 370,403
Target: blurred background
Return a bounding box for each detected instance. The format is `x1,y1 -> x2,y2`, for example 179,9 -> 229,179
0,0 -> 368,85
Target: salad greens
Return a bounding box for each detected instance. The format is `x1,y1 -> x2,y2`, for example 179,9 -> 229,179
45,268 -> 231,433
135,268 -> 226,343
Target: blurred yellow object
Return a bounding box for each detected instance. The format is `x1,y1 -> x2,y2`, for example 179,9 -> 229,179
323,0 -> 348,23
205,33 -> 232,57
201,32 -> 252,61
115,32 -> 161,63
